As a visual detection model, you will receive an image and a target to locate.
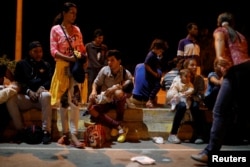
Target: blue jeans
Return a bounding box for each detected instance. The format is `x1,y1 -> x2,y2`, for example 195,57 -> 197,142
170,100 -> 205,139
203,60 -> 250,155
203,78 -> 233,155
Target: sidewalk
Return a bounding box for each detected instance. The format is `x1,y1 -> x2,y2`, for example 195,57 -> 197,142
0,140 -> 249,167
1,88 -> 249,167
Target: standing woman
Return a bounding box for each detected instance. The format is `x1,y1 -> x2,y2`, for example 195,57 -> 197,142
49,2 -> 86,148
191,12 -> 250,163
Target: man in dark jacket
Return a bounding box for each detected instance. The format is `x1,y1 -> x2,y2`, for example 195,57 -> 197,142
6,41 -> 53,144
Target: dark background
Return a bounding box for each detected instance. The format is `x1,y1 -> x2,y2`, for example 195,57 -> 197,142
1,0 -> 250,73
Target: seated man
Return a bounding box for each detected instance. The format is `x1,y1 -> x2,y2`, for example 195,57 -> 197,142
88,49 -> 133,143
92,80 -> 133,105
6,41 -> 53,144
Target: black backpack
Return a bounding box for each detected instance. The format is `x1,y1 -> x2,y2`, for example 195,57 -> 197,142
24,125 -> 43,144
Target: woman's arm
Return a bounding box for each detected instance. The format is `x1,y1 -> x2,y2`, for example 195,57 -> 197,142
214,31 -> 226,61
210,75 -> 222,86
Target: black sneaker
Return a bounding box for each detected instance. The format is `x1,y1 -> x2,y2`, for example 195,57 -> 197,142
42,131 -> 51,144
90,115 -> 97,123
12,129 -> 25,144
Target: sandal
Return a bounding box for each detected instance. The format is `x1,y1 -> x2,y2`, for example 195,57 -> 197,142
70,141 -> 85,148
57,135 -> 70,145
117,127 -> 129,143
70,134 -> 85,149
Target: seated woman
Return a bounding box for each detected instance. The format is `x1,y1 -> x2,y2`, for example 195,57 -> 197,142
167,57 -> 206,144
204,58 -> 230,110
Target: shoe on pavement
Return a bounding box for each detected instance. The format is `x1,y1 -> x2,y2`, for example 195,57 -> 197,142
12,129 -> 26,144
152,137 -> 164,144
170,104 -> 176,111
191,153 -> 208,163
167,134 -> 181,144
117,127 -> 128,143
57,134 -> 70,145
42,131 -> 51,144
194,138 -> 204,144
110,128 -> 118,137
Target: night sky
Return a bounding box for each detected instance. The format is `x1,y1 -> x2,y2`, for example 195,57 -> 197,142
1,0 -> 250,73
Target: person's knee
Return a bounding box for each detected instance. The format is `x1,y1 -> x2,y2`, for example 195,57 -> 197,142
6,94 -> 18,108
40,91 -> 51,100
176,102 -> 186,109
88,106 -> 99,117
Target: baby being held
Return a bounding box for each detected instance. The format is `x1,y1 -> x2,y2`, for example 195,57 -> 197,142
95,80 -> 134,104
166,69 -> 194,111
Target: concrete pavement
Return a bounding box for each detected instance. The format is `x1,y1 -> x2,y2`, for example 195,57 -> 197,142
0,140 -> 249,167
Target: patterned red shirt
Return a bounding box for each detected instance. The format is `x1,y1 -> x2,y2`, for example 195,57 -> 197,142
213,27 -> 249,66
50,25 -> 85,59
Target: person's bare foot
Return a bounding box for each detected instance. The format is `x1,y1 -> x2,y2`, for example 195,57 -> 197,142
71,134 -> 85,148
146,100 -> 154,108
57,133 -> 70,145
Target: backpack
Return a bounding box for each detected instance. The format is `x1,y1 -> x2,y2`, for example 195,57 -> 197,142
84,124 -> 106,148
24,125 -> 43,144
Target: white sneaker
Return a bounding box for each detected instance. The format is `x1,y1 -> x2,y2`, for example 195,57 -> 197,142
167,134 -> 181,144
171,104 -> 176,111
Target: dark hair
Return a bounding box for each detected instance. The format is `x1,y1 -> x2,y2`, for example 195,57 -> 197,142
183,57 -> 197,69
149,38 -> 168,51
93,29 -> 104,38
106,49 -> 121,60
122,80 -> 134,93
217,12 -> 235,27
29,41 -> 42,51
217,12 -> 239,43
186,22 -> 197,31
213,58 -> 231,77
53,2 -> 77,25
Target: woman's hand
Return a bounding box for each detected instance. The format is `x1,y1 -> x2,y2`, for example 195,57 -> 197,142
73,50 -> 81,59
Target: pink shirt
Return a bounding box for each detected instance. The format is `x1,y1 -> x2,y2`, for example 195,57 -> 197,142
213,27 -> 249,66
50,25 -> 86,59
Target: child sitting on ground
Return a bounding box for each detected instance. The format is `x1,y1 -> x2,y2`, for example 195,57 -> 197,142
0,81 -> 21,104
166,69 -> 194,111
